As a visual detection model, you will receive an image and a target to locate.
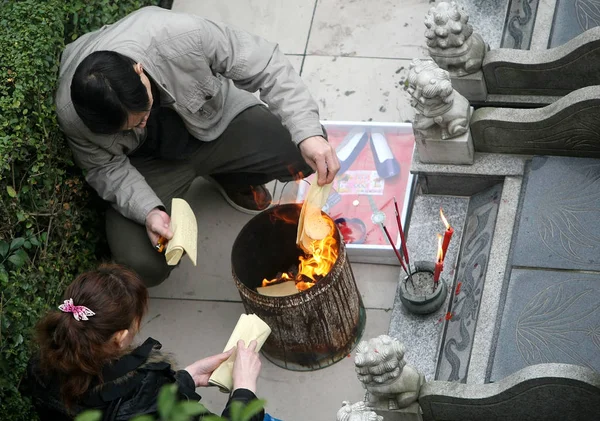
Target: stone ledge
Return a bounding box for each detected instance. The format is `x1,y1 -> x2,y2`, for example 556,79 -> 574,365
411,150 -> 528,177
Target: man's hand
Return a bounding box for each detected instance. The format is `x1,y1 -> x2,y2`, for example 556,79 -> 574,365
232,340 -> 262,393
299,136 -> 340,185
184,348 -> 235,387
145,207 -> 173,247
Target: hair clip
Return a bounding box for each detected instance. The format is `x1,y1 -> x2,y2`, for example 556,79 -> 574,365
58,298 -> 95,321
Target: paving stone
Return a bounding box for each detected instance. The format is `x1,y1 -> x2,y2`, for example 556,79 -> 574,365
490,268 -> 600,382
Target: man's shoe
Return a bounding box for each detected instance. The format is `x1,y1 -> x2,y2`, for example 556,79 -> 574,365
205,176 -> 272,215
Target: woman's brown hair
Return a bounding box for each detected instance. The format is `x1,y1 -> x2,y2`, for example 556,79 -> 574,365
35,263 -> 148,409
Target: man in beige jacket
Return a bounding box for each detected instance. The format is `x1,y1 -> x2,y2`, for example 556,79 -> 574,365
56,6 -> 339,286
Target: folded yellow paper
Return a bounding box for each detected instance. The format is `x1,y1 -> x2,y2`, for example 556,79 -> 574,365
165,198 -> 197,266
256,281 -> 299,297
208,314 -> 272,393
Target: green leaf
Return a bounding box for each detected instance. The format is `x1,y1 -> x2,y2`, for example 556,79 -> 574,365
178,401 -> 210,416
8,253 -> 25,268
0,270 -> 8,284
169,408 -> 190,421
241,399 -> 266,421
157,383 -> 177,419
203,416 -> 226,421
29,236 -> 40,247
10,237 -> 25,251
0,241 -> 8,257
23,241 -> 31,250
130,416 -> 154,421
228,401 -> 243,421
74,410 -> 102,421
6,186 -> 17,197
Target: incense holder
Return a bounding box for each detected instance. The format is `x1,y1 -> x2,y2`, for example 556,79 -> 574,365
398,261 -> 447,315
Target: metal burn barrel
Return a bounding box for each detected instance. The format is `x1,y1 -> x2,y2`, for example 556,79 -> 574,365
231,203 -> 366,371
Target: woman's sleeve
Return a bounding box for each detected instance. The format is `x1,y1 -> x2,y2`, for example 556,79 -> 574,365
221,389 -> 265,421
174,370 -> 202,401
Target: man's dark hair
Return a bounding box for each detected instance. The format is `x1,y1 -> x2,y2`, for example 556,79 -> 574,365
71,51 -> 150,134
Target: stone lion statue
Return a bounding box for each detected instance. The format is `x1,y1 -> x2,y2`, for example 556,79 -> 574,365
355,335 -> 425,410
406,58 -> 471,140
424,1 -> 487,76
336,401 -> 383,421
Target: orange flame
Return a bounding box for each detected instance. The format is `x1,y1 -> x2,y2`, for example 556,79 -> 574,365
436,234 -> 444,263
261,217 -> 338,292
440,208 -> 451,230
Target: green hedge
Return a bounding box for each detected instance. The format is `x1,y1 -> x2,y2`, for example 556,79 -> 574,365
0,1 -> 159,419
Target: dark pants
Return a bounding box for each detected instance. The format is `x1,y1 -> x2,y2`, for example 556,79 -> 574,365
106,105 -> 312,287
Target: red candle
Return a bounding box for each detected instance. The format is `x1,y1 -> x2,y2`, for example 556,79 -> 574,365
440,208 -> 454,260
433,234 -> 444,284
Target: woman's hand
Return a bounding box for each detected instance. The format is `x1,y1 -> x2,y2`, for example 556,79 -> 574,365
184,348 -> 234,387
232,339 -> 262,394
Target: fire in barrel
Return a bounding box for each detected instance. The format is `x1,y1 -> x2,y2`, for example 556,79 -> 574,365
231,204 -> 365,371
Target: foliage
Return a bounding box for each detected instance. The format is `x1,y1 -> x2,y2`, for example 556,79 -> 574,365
74,384 -> 266,421
0,0 -> 158,419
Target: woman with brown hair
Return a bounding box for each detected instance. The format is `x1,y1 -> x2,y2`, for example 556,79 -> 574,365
22,263 -> 264,421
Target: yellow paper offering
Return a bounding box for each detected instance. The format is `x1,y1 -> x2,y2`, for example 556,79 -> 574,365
208,314 -> 271,393
165,198 -> 198,266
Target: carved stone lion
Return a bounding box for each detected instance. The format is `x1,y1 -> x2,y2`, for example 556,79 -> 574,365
406,58 -> 471,140
336,401 -> 383,421
424,1 -> 487,76
355,335 -> 425,410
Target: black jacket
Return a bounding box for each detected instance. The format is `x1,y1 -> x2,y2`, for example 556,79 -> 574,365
22,337 -> 264,421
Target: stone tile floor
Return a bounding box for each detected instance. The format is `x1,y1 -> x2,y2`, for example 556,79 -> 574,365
138,1 -> 440,419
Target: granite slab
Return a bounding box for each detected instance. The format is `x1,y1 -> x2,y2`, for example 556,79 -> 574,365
512,156 -> 600,271
456,0 -> 510,50
549,0 -> 600,48
490,268 -> 600,382
388,194 -> 470,381
436,183 -> 503,382
467,176 -> 524,384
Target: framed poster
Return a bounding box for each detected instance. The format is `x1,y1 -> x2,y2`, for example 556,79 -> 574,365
275,121 -> 416,265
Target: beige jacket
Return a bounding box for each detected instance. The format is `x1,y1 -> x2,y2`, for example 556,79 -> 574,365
56,6 -> 323,224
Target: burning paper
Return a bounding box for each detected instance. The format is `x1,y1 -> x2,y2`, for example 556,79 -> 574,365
297,180 -> 332,253
258,182 -> 339,296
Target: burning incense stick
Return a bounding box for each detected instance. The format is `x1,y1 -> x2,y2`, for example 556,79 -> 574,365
393,197 -> 410,271
381,223 -> 414,287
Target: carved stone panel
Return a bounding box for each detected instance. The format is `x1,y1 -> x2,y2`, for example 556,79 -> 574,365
471,86 -> 600,157
550,0 -> 600,48
436,184 -> 503,382
512,156 -> 600,270
501,0 -> 541,49
490,269 -> 600,382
